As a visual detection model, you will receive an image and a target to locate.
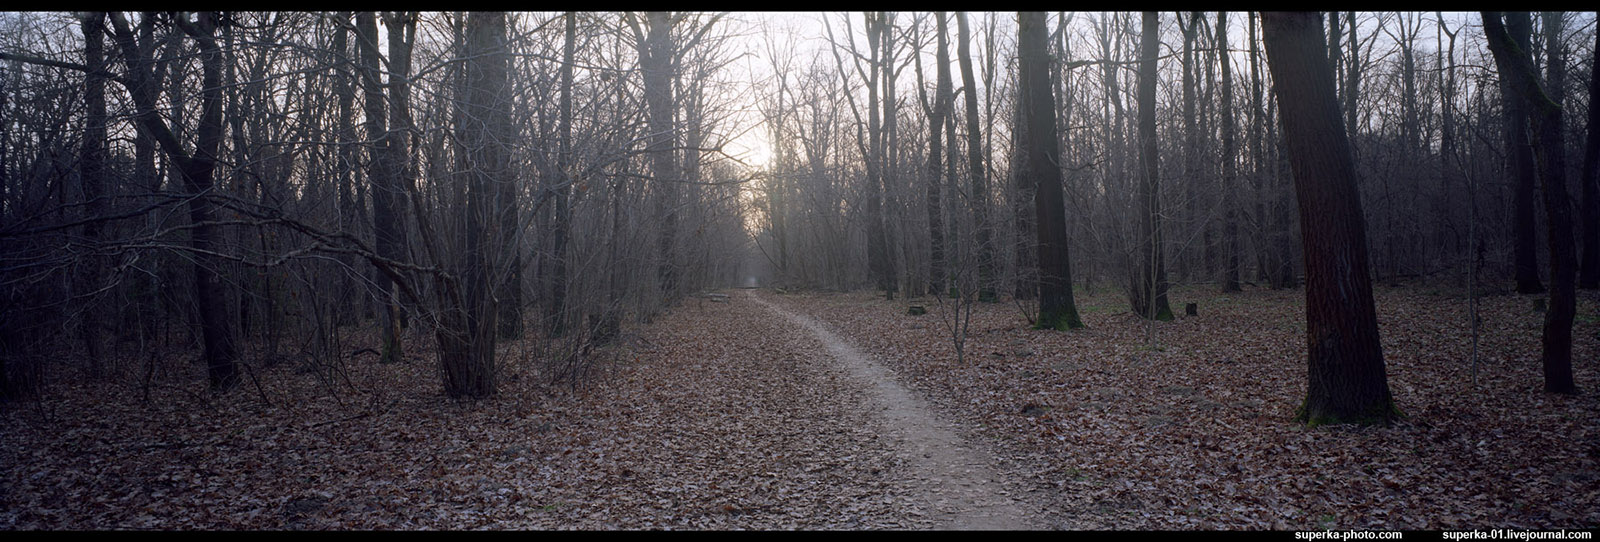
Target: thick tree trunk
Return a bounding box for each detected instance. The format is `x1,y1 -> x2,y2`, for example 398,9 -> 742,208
1261,11 -> 1398,426
102,13 -> 245,390
330,13 -> 360,327
863,12 -> 891,299
1019,11 -> 1082,330
476,14 -> 519,341
77,12 -> 107,378
355,12 -> 407,364
102,12 -> 244,391
1132,12 -> 1173,321
185,14 -> 241,391
640,12 -> 681,304
879,12 -> 902,300
1502,13 -> 1545,295
1483,12 -> 1578,394
1011,86 -> 1037,301
439,11 -> 512,399
1249,12 -> 1272,286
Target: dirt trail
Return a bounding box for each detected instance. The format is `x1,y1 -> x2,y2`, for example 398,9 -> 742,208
0,286 -> 1053,529
750,290 -> 1043,530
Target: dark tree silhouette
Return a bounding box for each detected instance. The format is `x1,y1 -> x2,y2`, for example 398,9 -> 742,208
957,12 -> 995,301
924,13 -> 951,296
1483,11 -> 1578,395
1132,11 -> 1173,321
76,12 -> 108,377
1500,13 -> 1545,295
1261,11 -> 1398,425
355,12 -> 408,364
1580,18 -> 1600,291
113,12 -> 241,391
1018,11 -> 1082,330
436,11 -> 513,399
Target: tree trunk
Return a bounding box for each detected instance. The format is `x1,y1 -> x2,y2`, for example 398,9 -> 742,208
1019,11 -> 1082,330
1502,13 -> 1545,294
1438,15 -> 1460,281
1581,14 -> 1600,290
77,12 -> 108,378
639,12 -> 681,304
1011,81 -> 1037,301
104,14 -> 237,388
925,13 -> 951,296
1483,12 -> 1578,394
184,14 -> 241,391
1198,16 -> 1217,282
355,12 -> 407,364
1261,11 -> 1398,425
1220,12 -> 1242,293
105,12 -> 244,391
1326,12 -> 1341,100
547,12 -> 576,334
439,11 -> 512,399
1251,13 -> 1289,290
863,12 -> 891,299
475,13 -> 519,341
880,12 -> 902,300
1133,12 -> 1173,321
1342,12 -> 1360,149
1181,13 -> 1199,285
956,13 -> 994,301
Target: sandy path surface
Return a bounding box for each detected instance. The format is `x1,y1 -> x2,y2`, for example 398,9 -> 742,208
751,290 -> 1044,530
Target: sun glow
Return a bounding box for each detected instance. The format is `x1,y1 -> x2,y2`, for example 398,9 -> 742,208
726,124 -> 775,172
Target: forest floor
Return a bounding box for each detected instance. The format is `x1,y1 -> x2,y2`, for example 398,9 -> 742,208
2,284 -> 1598,530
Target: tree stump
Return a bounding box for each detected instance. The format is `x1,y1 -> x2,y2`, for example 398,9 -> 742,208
1185,303 -> 1198,316
907,305 -> 927,316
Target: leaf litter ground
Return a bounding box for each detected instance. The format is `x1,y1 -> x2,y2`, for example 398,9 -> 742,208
2,284 -> 1596,529
777,284 -> 1600,530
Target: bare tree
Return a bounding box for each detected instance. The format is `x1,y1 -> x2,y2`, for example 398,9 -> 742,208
1582,14 -> 1600,291
432,11 -> 514,399
628,12 -> 682,304
1019,11 -> 1082,330
545,11 -> 577,335
1131,12 -> 1173,321
110,11 -> 241,391
75,12 -> 108,377
922,13 -> 952,296
1261,11 -> 1398,425
1499,13 -> 1545,295
955,12 -> 995,301
1483,11 -> 1578,395
355,11 -> 408,364
1219,11 -> 1242,293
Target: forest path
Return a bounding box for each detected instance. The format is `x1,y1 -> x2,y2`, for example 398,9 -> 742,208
749,290 -> 1045,530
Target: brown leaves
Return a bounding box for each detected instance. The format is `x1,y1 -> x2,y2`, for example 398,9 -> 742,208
0,292 -> 922,529
774,286 -> 1600,530
2,286 -> 1595,529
